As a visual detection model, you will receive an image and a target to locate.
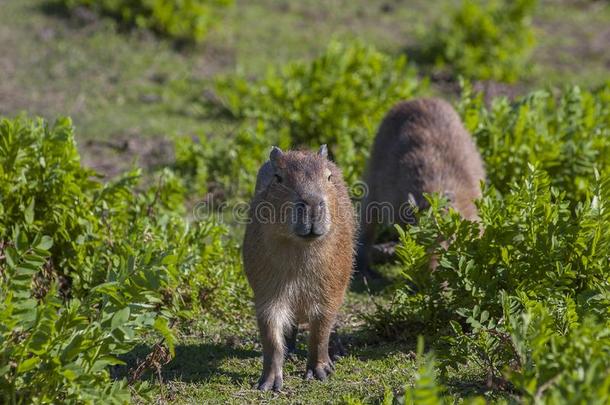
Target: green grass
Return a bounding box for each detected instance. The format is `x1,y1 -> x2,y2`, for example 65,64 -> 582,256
123,287 -> 467,404
2,0 -> 610,144
1,3 -> 209,136
118,273 -> 498,403
150,334 -> 419,404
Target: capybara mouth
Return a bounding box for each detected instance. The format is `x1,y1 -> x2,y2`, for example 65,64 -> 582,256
295,227 -> 325,240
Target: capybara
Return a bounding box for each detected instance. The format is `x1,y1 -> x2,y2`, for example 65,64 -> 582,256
243,145 -> 356,391
356,98 -> 486,276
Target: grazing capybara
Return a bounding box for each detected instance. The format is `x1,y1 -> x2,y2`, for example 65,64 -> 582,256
356,98 -> 486,276
243,145 -> 356,391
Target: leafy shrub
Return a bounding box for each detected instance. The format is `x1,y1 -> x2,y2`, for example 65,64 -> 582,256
507,300 -> 610,403
172,123 -> 280,200
0,116 -> 248,402
58,0 -> 233,42
0,228 -> 156,403
0,116 -> 118,296
215,41 -> 424,185
419,0 -> 537,82
374,166 -> 610,399
462,82 -> 610,204
177,42 -> 423,199
367,83 -> 610,401
397,339 -> 448,405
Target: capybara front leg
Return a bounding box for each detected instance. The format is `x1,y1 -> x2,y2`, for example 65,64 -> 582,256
256,314 -> 286,391
305,314 -> 334,381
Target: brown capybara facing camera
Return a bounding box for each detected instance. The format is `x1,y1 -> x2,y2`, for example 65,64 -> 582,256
356,98 -> 486,277
243,145 -> 356,391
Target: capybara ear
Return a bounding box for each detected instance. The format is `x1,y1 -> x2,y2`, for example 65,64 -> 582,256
318,144 -> 328,159
270,146 -> 283,169
270,146 -> 283,161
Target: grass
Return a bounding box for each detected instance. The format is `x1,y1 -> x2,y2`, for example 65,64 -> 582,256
2,0 -> 610,143
118,273 -> 500,403
2,0 -> 610,403
157,344 -> 418,404
123,286 -> 429,404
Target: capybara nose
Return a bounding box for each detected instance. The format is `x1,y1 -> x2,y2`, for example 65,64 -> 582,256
300,195 -> 325,220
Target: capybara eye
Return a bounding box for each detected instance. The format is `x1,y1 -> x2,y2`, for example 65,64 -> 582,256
274,174 -> 282,183
327,174 -> 332,181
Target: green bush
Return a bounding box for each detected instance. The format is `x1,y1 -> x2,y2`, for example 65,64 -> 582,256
176,42 -> 423,199
462,82 -> 610,204
215,41 -> 424,185
59,0 -> 233,42
419,0 -> 537,82
0,228 -> 155,403
507,300 -> 610,403
0,116 -> 248,402
172,123 -> 280,200
373,165 -> 610,400
368,85 -> 610,401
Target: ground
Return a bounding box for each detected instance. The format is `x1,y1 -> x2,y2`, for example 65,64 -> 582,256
120,276 -> 494,403
1,0 -> 609,403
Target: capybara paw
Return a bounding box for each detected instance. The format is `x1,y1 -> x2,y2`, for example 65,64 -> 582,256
285,351 -> 298,363
256,372 -> 283,392
305,362 -> 334,381
329,337 -> 347,361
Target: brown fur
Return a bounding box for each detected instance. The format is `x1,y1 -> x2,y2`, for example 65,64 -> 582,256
243,146 -> 356,391
356,98 -> 486,274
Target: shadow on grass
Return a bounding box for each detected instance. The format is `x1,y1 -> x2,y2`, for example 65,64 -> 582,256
36,0 -> 102,28
36,0 -> 69,18
35,0 -> 197,50
117,342 -> 259,384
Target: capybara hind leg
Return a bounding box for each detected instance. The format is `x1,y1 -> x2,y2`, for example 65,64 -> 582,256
355,215 -> 379,279
284,323 -> 298,357
256,314 -> 287,391
329,327 -> 347,361
305,314 -> 334,381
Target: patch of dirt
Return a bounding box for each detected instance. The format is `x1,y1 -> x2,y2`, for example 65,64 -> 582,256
534,2 -> 610,77
194,42 -> 237,78
589,26 -> 610,68
79,135 -> 174,179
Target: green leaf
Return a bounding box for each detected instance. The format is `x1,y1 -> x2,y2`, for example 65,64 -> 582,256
36,235 -> 53,250
111,307 -> 131,330
154,317 -> 176,356
4,246 -> 17,268
24,198 -> 35,225
61,333 -> 85,363
29,330 -> 51,355
162,254 -> 177,265
17,357 -> 40,373
16,266 -> 38,276
90,356 -> 125,373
